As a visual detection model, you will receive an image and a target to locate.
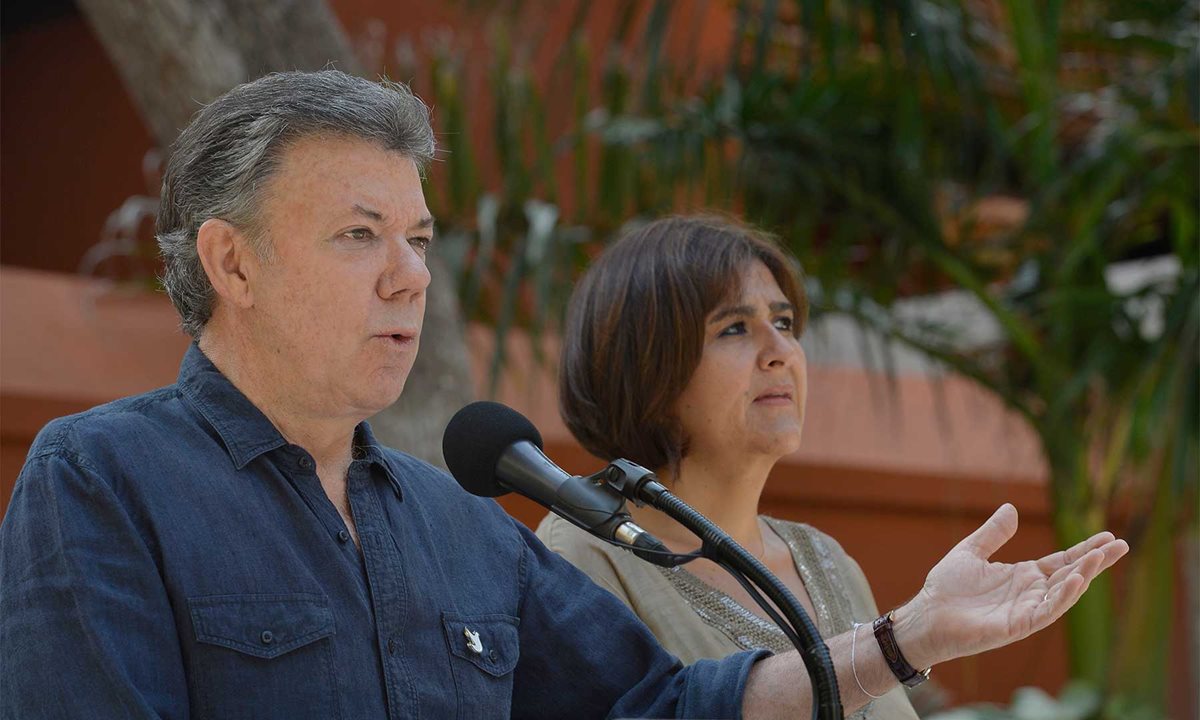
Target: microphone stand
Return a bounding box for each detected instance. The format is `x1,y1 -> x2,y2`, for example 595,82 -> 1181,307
601,459 -> 843,720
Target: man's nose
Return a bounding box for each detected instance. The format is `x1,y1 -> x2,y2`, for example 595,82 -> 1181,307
379,239 -> 432,299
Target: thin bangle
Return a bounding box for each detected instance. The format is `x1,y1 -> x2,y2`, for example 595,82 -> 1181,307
851,622 -> 886,699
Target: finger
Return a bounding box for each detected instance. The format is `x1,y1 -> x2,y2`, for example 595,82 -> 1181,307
956,503 -> 1018,559
1065,549 -> 1099,583
1047,547 -> 1105,586
1035,531 -> 1115,575
1098,539 -> 1129,571
1043,572 -> 1087,621
1027,560 -> 1109,639
1071,539 -> 1128,581
1021,573 -> 1082,638
1036,545 -> 1121,632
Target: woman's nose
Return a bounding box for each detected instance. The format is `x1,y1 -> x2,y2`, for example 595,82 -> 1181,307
758,327 -> 794,369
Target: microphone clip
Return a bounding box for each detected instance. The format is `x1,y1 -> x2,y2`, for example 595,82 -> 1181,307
596,458 -> 668,507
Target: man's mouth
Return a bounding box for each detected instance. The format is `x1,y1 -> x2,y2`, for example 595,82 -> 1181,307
378,331 -> 417,347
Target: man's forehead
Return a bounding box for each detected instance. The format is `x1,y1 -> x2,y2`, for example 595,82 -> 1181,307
266,134 -> 431,221
278,133 -> 418,173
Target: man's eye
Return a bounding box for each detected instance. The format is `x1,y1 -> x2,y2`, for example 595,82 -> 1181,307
409,237 -> 432,253
345,228 -> 374,241
717,322 -> 746,337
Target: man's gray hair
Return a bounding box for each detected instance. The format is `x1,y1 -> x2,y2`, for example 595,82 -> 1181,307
157,70 -> 436,337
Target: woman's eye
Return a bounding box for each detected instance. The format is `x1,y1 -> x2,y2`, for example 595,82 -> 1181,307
774,316 -> 794,332
717,322 -> 746,337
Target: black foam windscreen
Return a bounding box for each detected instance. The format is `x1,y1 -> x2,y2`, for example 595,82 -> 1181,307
443,401 -> 545,497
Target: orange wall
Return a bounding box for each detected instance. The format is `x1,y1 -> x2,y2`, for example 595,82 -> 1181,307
2,13 -> 153,272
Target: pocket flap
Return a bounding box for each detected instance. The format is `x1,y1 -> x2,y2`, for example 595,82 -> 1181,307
189,593 -> 334,660
442,612 -> 520,677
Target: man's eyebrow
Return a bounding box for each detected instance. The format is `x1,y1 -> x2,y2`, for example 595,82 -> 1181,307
351,206 -> 435,233
352,204 -> 386,222
708,301 -> 794,324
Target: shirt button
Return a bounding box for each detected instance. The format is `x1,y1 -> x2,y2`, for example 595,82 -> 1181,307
387,638 -> 398,655
298,456 -> 313,470
489,649 -> 498,662
260,630 -> 274,645
337,530 -> 350,544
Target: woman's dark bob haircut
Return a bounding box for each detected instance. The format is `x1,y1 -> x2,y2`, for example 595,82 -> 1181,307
559,214 -> 807,475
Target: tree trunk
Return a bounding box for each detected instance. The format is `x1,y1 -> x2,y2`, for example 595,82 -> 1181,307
76,0 -> 475,467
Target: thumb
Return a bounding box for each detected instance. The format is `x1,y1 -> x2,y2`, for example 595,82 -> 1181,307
956,503 -> 1019,559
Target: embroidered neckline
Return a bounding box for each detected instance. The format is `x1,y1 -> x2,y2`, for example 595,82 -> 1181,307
655,517 -> 877,717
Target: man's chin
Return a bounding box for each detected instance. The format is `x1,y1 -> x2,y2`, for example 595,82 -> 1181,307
356,373 -> 410,416
369,383 -> 407,412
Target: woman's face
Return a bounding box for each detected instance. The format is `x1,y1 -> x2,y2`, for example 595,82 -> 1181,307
672,260 -> 808,466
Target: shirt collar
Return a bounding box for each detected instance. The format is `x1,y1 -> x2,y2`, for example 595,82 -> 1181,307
354,422 -> 403,496
178,344 -> 403,498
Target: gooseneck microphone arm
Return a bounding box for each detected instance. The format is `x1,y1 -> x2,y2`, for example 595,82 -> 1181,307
602,460 -> 843,720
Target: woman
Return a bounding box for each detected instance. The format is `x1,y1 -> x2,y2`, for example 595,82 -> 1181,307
536,215 -> 1126,718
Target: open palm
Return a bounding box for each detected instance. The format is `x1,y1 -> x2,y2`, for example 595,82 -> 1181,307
900,504 -> 1128,668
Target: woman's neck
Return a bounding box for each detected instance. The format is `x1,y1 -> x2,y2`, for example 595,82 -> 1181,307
627,451 -> 775,558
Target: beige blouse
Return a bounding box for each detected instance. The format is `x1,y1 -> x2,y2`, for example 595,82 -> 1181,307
536,513 -> 921,720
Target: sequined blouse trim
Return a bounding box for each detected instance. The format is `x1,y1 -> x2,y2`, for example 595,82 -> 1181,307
655,517 -> 876,718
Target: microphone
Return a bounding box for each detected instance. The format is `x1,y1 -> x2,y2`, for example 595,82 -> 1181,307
443,401 -> 671,563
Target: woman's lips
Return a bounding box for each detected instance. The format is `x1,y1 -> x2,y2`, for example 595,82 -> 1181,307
754,387 -> 793,404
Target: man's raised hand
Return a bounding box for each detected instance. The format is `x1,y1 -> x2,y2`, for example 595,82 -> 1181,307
894,503 -> 1129,670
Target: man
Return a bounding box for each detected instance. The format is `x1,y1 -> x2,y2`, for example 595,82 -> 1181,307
0,71 -> 1125,719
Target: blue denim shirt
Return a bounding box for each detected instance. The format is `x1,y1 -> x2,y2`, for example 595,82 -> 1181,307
0,345 -> 764,719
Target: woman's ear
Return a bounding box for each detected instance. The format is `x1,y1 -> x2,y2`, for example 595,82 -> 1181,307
196,218 -> 258,310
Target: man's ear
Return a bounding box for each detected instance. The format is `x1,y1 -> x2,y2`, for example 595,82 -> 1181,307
196,218 -> 258,309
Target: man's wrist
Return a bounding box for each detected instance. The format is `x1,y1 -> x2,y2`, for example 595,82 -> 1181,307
890,596 -> 940,671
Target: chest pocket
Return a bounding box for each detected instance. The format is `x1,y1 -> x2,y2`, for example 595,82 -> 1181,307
442,612 -> 520,720
188,593 -> 337,720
